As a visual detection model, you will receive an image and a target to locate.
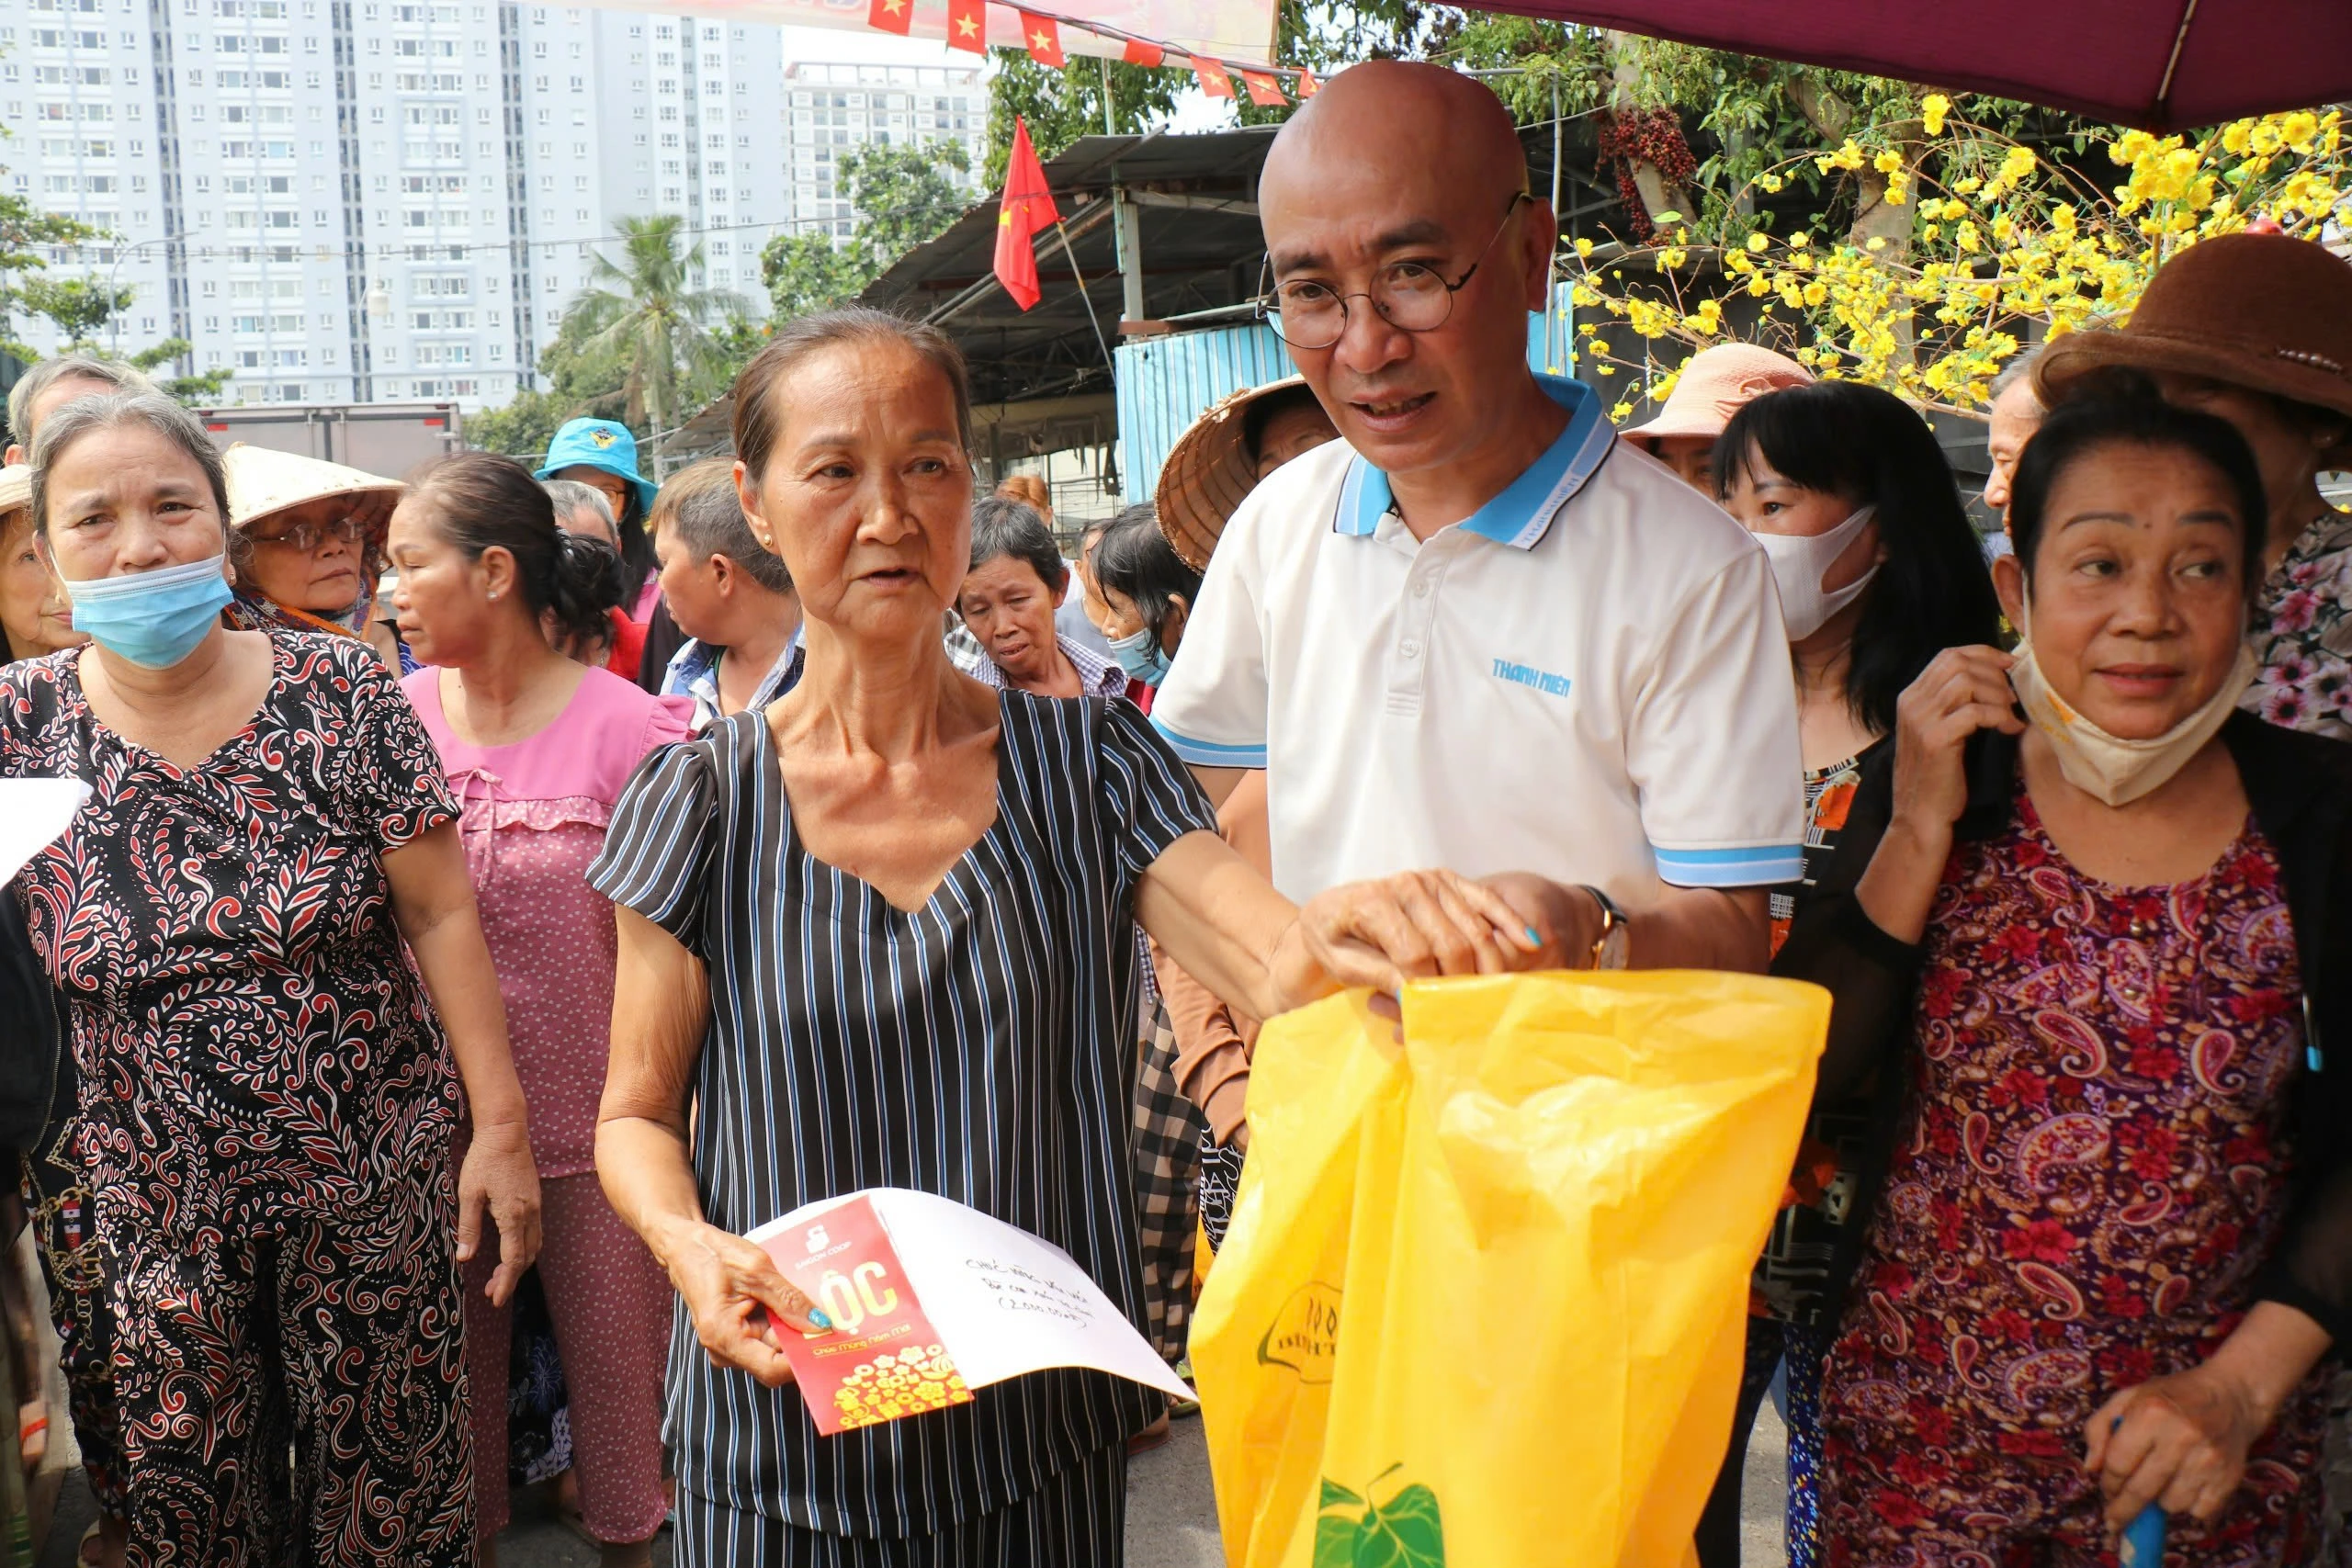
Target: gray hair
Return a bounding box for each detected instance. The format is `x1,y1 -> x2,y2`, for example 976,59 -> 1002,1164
670,469 -> 792,595
8,355 -> 158,448
733,306 -> 971,481
30,394 -> 233,557
1989,342 -> 2045,404
542,478 -> 617,543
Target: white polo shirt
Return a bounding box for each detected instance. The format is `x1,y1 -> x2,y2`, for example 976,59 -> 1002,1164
1151,373 -> 1804,906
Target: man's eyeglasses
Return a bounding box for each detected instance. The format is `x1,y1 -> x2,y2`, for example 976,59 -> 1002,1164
1258,192 -> 1532,352
249,514 -> 370,552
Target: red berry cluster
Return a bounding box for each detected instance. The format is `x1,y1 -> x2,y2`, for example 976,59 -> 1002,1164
1597,107 -> 1698,241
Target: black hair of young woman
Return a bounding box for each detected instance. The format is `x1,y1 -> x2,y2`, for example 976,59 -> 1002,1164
616,496 -> 656,604
967,495 -> 1069,592
1091,504 -> 1202,646
410,450 -> 627,649
1713,380 -> 2006,735
2008,367 -> 2270,599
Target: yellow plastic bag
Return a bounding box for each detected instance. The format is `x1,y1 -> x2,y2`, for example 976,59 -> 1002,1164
1192,970 -> 1828,1568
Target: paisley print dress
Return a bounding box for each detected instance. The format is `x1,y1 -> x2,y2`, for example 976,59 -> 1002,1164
1820,788 -> 2326,1568
0,634 -> 474,1566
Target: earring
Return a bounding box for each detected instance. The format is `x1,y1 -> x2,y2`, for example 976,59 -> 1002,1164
488,589 -> 500,601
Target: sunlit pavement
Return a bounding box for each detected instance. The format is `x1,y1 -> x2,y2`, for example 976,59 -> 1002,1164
36,1404 -> 1791,1565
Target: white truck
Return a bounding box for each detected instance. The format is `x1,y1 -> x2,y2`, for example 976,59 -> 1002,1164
191,400 -> 464,479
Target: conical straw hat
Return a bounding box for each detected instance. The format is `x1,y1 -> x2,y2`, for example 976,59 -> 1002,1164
222,443 -> 403,535
1153,376 -> 1314,572
0,464 -> 30,520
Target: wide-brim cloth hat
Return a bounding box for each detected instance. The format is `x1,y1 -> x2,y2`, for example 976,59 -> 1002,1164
0,464 -> 29,523
2035,231 -> 2352,464
1154,376 -> 1319,571
1621,343 -> 1815,450
222,444 -> 403,539
534,417 -> 660,520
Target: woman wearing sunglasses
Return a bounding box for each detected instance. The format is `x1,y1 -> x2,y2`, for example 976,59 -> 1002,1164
222,444 -> 404,668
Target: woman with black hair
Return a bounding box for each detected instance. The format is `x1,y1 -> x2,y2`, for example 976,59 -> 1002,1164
1091,503 -> 1204,698
390,452 -> 694,1568
1697,378 -> 2007,1568
1788,385 -> 2351,1563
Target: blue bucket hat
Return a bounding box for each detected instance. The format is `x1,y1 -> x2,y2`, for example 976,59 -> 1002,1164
535,418 -> 659,521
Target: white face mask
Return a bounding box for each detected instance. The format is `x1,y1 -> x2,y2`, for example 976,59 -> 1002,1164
2007,598 -> 2256,807
1756,504 -> 1881,640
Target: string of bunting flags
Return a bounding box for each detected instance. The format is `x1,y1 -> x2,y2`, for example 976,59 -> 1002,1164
865,0 -> 1317,106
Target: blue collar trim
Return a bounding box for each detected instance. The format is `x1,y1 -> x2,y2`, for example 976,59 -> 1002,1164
1335,374 -> 1614,549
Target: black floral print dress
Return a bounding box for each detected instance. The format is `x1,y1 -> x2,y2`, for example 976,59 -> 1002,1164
0,632 -> 475,1567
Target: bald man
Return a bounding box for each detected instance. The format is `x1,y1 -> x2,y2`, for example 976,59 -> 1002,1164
1152,62 -> 1803,973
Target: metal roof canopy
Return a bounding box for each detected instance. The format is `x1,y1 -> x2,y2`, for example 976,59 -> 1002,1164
655,118 -> 1625,467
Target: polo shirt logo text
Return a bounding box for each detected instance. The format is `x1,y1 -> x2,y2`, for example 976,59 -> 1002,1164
1492,658 -> 1573,698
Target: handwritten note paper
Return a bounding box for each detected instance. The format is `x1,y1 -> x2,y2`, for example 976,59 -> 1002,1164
0,777 -> 91,885
748,1187 -> 1193,1435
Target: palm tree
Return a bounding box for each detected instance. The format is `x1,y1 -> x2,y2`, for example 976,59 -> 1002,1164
565,214 -> 746,436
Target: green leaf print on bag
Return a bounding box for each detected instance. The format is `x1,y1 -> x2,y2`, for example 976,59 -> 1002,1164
1314,1465 -> 1444,1568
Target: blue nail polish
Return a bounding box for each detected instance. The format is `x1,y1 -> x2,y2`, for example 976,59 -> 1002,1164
1524,925 -> 1543,945
808,1308 -> 832,1331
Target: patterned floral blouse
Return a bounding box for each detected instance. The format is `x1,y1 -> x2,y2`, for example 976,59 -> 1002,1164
1837,786 -> 2305,1420
2242,505 -> 2352,740
0,633 -> 461,1235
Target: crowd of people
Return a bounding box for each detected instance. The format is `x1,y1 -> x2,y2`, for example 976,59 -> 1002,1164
2,57 -> 2348,1568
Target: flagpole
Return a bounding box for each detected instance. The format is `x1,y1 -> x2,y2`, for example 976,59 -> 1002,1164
1053,221 -> 1116,370
1101,55 -> 1114,135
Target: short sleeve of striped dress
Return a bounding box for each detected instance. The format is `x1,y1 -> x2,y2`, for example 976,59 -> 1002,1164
1083,694 -> 1217,891
591,736 -> 721,960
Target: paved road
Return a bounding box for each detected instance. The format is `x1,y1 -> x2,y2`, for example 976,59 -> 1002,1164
39,1406 -> 1791,1565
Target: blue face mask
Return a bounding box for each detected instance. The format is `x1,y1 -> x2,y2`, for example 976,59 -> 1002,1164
65,553 -> 234,669
1107,624 -> 1171,687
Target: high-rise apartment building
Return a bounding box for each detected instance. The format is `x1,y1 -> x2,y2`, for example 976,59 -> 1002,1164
783,59 -> 987,240
0,6 -> 990,412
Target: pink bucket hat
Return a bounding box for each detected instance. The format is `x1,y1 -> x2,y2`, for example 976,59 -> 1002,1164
1621,344 -> 1815,450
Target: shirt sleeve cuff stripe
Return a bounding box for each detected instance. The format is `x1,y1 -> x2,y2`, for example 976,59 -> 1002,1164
1654,844 -> 1804,887
1150,721 -> 1269,769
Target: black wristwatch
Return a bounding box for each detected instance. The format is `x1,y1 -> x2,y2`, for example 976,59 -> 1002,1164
1578,885 -> 1630,970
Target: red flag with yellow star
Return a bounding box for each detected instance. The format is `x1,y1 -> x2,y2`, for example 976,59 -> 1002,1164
945,0 -> 986,53
1191,56 -> 1235,98
1238,67 -> 1286,106
865,0 -> 911,35
1121,37 -> 1164,66
1295,65 -> 1320,97
993,116 -> 1059,311
1019,10 -> 1065,66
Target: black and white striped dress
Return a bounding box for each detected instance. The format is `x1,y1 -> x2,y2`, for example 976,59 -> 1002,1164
588,691 -> 1216,1563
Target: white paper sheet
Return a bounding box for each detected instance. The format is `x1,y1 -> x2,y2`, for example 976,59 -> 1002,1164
748,1187 -> 1193,1404
0,777 -> 91,885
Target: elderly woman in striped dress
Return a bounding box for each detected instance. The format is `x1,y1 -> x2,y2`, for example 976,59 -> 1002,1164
590,308 -> 1533,1568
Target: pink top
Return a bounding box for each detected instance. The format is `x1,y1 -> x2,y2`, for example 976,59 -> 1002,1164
405,664 -> 694,1176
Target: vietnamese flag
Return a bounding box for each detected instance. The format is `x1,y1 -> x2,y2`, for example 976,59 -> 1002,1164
993,117 -> 1060,311
1192,56 -> 1235,98
865,0 -> 911,34
1295,65 -> 1320,97
1019,10 -> 1065,66
1121,37 -> 1164,66
945,0 -> 986,53
1238,67 -> 1285,106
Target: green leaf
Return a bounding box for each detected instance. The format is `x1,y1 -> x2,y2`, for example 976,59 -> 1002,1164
1314,1509 -> 1359,1568
1351,1482 -> 1444,1568
1319,1477 -> 1363,1510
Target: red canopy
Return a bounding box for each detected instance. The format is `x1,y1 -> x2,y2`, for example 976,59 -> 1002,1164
1476,0 -> 2352,131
